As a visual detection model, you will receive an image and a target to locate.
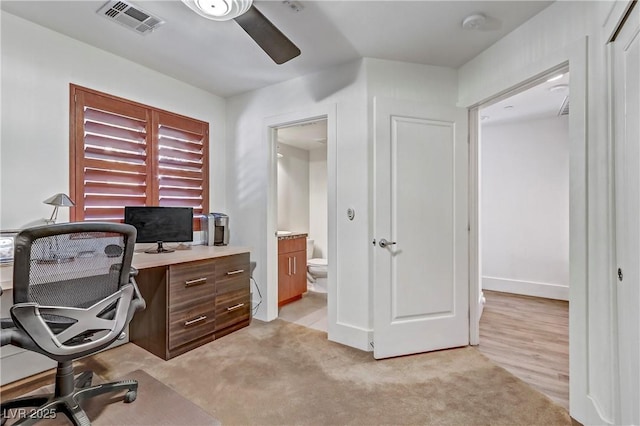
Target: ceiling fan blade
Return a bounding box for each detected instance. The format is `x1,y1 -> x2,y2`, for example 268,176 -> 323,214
234,5 -> 301,65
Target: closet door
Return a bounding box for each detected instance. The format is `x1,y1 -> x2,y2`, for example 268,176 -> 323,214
613,3 -> 640,424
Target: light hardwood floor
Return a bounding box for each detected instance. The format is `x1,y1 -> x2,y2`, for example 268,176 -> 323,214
278,291 -> 327,332
477,290 -> 569,410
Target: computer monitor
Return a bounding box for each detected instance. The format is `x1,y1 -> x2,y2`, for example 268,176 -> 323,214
124,206 -> 193,253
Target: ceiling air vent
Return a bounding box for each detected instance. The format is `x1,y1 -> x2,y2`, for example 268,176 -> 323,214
558,96 -> 570,116
97,1 -> 164,35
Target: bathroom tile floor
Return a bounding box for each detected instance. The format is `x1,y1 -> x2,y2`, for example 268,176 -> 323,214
278,291 -> 327,332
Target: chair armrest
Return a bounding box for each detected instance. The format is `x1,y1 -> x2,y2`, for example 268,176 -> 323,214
126,276 -> 146,323
10,285 -> 134,359
0,328 -> 14,346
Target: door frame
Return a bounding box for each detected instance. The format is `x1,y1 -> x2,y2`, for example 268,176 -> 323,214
466,39 -> 592,420
469,62 -> 570,345
264,105 -> 337,329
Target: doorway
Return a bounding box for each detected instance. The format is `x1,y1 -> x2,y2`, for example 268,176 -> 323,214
264,106 -> 336,335
476,71 -> 570,409
275,119 -> 329,331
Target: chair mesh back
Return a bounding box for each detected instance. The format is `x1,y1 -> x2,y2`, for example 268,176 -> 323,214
25,231 -> 128,309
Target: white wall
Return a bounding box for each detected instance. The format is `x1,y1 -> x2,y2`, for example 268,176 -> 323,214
481,116 -> 569,300
277,144 -> 310,234
277,141 -> 327,258
0,12 -> 227,231
366,58 -> 459,105
226,59 -> 370,349
458,1 -> 624,423
226,57 -> 461,351
309,147 -> 327,258
0,10 -> 227,384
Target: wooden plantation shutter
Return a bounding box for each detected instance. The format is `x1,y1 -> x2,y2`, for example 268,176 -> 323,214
70,85 -> 209,230
72,90 -> 150,221
156,111 -> 209,218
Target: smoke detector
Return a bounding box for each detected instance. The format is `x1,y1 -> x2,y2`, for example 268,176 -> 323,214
97,1 -> 165,35
549,84 -> 569,93
462,14 -> 486,30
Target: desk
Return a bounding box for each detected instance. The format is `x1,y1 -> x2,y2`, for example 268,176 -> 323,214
0,245 -> 250,291
1,264 -> 13,291
129,245 -> 252,360
0,245 -> 252,382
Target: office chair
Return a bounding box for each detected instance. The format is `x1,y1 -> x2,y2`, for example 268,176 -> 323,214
0,222 -> 146,425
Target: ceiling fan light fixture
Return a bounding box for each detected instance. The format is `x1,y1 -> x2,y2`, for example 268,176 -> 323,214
182,0 -> 301,64
196,0 -> 229,17
182,0 -> 252,21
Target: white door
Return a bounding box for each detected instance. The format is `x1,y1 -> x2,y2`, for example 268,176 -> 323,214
613,4 -> 640,424
373,97 -> 469,359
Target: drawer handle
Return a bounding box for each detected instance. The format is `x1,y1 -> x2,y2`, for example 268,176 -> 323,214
226,303 -> 245,312
226,269 -> 244,276
184,315 -> 207,327
185,277 -> 207,287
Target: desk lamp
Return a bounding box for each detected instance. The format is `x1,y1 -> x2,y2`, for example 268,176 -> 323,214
44,193 -> 75,224
38,194 -> 76,263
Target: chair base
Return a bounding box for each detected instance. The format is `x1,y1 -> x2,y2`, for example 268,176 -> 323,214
1,366 -> 137,426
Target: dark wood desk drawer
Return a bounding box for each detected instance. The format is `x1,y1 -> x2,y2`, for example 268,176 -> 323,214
169,260 -> 216,312
215,289 -> 250,332
214,253 -> 249,281
217,274 -> 249,295
168,302 -> 216,350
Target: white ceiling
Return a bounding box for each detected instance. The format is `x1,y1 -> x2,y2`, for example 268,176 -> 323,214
481,72 -> 570,126
1,0 -> 553,98
278,119 -> 327,151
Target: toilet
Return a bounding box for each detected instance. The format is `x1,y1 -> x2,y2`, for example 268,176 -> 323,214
306,239 -> 328,293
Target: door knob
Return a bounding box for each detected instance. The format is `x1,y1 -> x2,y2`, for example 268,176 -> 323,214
379,238 -> 397,248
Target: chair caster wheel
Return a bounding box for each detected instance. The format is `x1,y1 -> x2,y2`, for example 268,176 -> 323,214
124,390 -> 137,403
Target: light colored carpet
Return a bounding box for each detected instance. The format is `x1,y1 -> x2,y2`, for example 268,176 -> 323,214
2,318 -> 566,424
80,319 -> 571,425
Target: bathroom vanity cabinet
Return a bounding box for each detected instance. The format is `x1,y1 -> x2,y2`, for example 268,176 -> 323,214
278,234 -> 307,306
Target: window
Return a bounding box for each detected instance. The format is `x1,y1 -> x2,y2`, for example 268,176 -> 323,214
70,85 -> 209,230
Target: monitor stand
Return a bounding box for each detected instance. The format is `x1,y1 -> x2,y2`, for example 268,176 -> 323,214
145,241 -> 175,254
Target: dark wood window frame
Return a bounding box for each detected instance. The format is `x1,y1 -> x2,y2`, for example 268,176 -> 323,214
69,84 -> 209,231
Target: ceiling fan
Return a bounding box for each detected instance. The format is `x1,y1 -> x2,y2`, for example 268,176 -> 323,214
181,0 -> 301,65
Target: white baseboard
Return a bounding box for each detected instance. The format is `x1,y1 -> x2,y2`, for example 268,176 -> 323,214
482,276 -> 569,301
